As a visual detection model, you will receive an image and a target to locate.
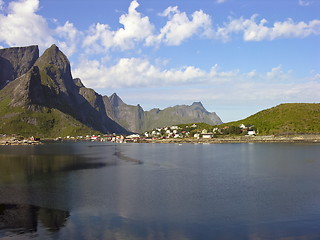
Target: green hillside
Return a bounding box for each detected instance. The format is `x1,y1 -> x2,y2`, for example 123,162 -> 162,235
0,97 -> 99,138
227,103 -> 320,135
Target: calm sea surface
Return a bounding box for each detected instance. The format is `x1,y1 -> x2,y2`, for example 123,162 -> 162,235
0,141 -> 320,239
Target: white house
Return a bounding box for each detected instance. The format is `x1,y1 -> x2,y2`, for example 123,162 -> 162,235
202,133 -> 213,139
247,130 -> 256,136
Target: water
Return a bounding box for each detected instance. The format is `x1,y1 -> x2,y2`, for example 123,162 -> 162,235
0,142 -> 320,239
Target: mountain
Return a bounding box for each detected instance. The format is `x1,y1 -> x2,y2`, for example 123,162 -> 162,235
0,45 -> 128,137
0,46 -> 39,88
226,103 -> 320,134
0,44 -> 223,137
108,94 -> 222,133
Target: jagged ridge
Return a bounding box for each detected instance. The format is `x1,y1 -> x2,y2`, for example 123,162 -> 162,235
108,94 -> 222,133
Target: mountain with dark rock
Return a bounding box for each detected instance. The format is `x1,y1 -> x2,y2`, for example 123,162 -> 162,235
0,45 -> 39,88
0,44 -> 127,137
108,94 -> 222,133
0,44 -> 222,137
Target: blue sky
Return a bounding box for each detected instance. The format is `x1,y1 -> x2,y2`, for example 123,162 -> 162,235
0,0 -> 319,122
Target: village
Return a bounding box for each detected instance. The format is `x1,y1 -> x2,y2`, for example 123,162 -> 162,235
61,123 -> 257,143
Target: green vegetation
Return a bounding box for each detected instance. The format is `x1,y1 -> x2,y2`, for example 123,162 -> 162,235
147,103 -> 320,137
226,103 -> 320,135
0,104 -> 99,138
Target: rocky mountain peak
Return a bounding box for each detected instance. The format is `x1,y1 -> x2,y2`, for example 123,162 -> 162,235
34,44 -> 74,93
191,101 -> 208,112
35,44 -> 70,71
109,93 -> 124,107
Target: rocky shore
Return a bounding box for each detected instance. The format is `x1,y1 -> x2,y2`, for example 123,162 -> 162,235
138,134 -> 320,144
0,136 -> 42,145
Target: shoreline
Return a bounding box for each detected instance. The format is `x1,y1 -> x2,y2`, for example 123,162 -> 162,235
0,137 -> 42,146
138,134 -> 320,144
1,134 -> 320,145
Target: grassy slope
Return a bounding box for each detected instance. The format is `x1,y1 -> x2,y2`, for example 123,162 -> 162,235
225,103 -> 320,135
0,97 -> 99,137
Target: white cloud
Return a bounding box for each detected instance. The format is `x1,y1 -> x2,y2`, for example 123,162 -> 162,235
0,0 -> 55,48
298,0 -> 311,6
216,15 -> 320,41
55,21 -> 81,56
216,0 -> 227,3
150,7 -> 212,46
266,66 -> 292,81
74,55 -> 298,91
73,57 -> 210,89
113,0 -> 155,50
0,0 -> 82,55
83,23 -> 114,54
82,0 -> 155,53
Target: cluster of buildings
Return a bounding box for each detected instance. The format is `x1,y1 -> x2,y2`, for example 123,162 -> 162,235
59,123 -> 256,143
143,125 -> 191,139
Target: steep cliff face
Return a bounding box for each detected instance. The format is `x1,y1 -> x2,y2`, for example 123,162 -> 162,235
0,45 -> 39,89
108,93 -> 144,133
108,93 -> 222,133
142,102 -> 222,132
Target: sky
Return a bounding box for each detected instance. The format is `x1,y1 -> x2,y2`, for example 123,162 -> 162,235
0,0 -> 319,122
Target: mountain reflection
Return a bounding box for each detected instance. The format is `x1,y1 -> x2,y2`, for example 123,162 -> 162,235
0,153 -> 109,184
0,204 -> 69,234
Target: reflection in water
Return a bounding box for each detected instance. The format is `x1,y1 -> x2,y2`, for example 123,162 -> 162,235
0,151 -> 109,184
0,142 -> 320,239
114,151 -> 143,164
0,204 -> 69,237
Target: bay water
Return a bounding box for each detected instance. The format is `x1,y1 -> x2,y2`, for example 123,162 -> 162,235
0,142 -> 320,239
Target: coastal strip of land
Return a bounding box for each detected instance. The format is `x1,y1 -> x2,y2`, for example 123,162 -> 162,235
138,134 -> 320,144
0,136 -> 42,145
1,134 -> 320,145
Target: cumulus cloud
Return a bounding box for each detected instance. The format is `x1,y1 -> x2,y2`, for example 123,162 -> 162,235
0,0 -> 82,55
82,0 -> 154,53
83,23 -> 114,54
113,0 -> 155,50
298,0 -> 311,6
0,0 -> 55,48
55,21 -> 81,56
217,15 -> 320,41
148,7 -> 212,46
73,56 -> 296,91
73,57 -> 210,88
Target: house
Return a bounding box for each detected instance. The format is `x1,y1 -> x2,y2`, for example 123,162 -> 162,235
202,133 -> 213,139
202,129 -> 208,134
194,133 -> 200,139
127,134 -> 140,139
247,130 -> 256,136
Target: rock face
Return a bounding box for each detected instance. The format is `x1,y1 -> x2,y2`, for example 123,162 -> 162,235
108,94 -> 222,133
0,46 -> 39,89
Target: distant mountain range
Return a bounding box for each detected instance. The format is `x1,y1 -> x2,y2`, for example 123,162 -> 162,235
108,93 -> 222,133
0,45 -> 222,137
